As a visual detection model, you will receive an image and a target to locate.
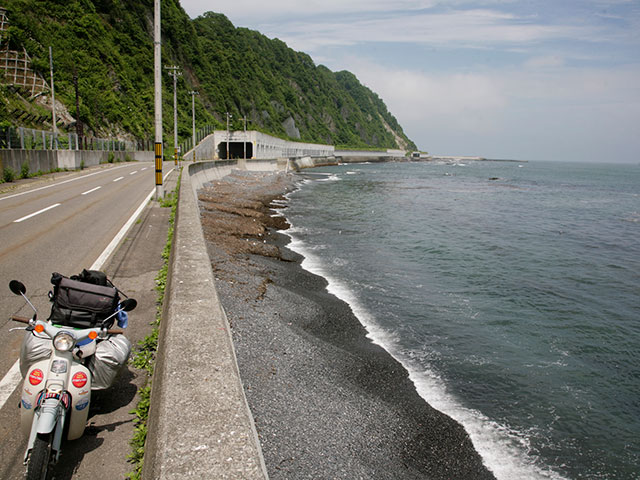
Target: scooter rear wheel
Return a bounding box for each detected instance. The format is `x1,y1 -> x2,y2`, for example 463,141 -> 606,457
25,432 -> 52,480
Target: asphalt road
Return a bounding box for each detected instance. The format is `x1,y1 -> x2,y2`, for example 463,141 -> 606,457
0,161 -> 162,478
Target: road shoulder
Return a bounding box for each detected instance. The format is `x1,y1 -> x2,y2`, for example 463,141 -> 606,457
49,171 -> 178,479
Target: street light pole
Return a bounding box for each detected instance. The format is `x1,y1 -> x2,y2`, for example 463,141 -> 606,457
189,91 -> 199,161
226,112 -> 232,160
165,65 -> 182,166
154,0 -> 163,199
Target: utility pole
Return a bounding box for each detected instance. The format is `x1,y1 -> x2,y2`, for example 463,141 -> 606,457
73,69 -> 81,150
243,115 -> 247,160
154,0 -> 163,199
189,91 -> 198,161
49,46 -> 57,150
226,112 -> 232,160
165,65 -> 182,166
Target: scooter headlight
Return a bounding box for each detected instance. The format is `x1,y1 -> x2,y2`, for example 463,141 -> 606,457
53,331 -> 75,352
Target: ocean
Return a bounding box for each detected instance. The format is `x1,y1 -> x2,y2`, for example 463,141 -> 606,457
281,160 -> 640,480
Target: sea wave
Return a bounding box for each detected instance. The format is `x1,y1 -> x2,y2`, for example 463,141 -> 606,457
283,226 -> 568,480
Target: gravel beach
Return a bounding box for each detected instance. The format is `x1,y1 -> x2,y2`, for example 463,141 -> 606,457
198,170 -> 496,480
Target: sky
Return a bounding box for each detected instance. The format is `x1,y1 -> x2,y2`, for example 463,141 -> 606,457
179,0 -> 640,163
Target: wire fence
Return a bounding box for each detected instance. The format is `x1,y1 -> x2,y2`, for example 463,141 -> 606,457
178,124 -> 215,156
0,123 -> 219,154
0,126 -> 151,151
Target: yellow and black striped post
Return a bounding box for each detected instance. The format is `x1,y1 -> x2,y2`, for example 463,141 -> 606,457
155,142 -> 163,186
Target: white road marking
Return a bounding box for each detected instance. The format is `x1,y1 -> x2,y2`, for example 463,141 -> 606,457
0,167 -> 175,411
0,362 -> 22,409
129,171 -> 137,175
113,176 -> 124,182
14,203 -> 61,223
89,189 -> 154,270
82,186 -> 102,195
0,164 -> 135,202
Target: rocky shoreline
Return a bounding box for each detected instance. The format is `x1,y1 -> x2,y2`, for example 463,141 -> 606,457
198,170 -> 496,479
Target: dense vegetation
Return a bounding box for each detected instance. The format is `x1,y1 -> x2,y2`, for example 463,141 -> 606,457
0,0 -> 416,151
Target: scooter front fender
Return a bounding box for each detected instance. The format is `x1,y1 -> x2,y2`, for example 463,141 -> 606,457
36,400 -> 60,435
21,360 -> 49,437
23,399 -> 66,465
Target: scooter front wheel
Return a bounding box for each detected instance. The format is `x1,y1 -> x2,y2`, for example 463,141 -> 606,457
25,432 -> 52,480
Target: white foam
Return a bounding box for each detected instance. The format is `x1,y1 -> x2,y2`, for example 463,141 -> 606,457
407,369 -> 567,480
283,227 -> 568,480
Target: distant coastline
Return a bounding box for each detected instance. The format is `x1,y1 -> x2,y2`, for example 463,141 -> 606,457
420,155 -> 526,163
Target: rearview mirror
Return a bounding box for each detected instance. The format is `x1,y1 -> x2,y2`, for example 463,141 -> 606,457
9,280 -> 26,296
121,298 -> 137,312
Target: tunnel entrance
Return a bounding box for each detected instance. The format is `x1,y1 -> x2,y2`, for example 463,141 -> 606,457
218,142 -> 253,159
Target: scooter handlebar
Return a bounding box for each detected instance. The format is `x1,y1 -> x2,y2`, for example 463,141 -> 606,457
10,315 -> 30,324
10,316 -> 124,335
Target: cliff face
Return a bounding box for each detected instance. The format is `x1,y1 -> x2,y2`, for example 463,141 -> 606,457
0,0 -> 416,151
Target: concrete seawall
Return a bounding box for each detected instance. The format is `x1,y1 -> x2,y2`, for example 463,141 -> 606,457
289,155 -> 407,170
143,155 -> 397,478
143,160 -> 280,479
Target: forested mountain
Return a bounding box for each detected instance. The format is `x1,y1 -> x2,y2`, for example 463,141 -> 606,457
0,0 -> 416,151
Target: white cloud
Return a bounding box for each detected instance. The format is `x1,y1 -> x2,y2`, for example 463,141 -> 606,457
348,59 -> 640,160
182,0 -> 438,19
523,55 -> 566,70
178,0 -> 640,161
249,9 -> 598,54
182,0 -> 610,53
348,60 -> 508,137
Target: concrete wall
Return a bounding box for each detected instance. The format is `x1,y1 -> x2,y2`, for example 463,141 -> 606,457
188,158 -> 282,193
57,150 -> 153,169
333,149 -> 407,164
0,149 -> 58,176
188,160 -> 238,192
0,149 -> 153,176
143,160 -> 270,480
289,155 -> 412,170
334,149 -> 405,157
337,155 -> 407,163
184,130 -> 334,162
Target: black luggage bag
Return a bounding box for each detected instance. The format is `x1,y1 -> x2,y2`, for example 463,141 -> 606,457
49,271 -> 120,328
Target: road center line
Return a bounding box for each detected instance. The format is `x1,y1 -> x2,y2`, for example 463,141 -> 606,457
129,171 -> 138,175
82,186 -> 102,195
0,163 -> 135,202
113,176 -> 124,182
14,203 -> 61,223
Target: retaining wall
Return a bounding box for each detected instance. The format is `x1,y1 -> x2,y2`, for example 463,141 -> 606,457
144,159 -> 283,479
0,149 -> 153,175
145,155 -> 410,478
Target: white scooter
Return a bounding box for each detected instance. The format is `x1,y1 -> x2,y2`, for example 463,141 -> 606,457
9,279 -> 136,480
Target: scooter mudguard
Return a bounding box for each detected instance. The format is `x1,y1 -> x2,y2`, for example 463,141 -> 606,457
66,363 -> 91,440
36,399 -> 60,434
21,360 -> 92,440
20,359 -> 48,437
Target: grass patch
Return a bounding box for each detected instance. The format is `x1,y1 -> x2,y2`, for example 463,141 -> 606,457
127,170 -> 181,479
21,162 -> 30,179
2,167 -> 16,183
1,166 -> 68,185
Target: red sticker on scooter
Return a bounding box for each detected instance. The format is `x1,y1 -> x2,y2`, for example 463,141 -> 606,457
29,369 -> 44,386
72,372 -> 88,388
